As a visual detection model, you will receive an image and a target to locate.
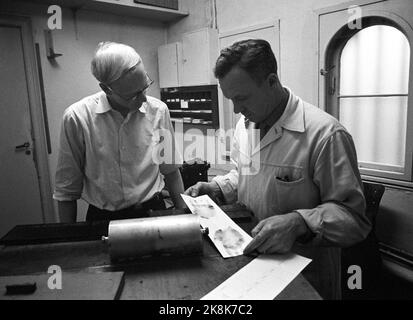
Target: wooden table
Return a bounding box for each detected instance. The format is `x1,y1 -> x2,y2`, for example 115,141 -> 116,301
0,209 -> 321,300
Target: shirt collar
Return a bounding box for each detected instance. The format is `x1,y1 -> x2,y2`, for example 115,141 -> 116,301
95,91 -> 148,115
276,87 -> 305,133
95,92 -> 112,114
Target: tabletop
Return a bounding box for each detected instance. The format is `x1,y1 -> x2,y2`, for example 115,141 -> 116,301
0,206 -> 322,300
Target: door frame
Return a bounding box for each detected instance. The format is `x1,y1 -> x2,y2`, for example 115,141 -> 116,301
0,14 -> 55,223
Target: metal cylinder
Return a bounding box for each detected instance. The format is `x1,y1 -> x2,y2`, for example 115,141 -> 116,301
105,214 -> 203,261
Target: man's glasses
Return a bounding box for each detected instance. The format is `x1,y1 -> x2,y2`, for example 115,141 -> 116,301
106,73 -> 154,102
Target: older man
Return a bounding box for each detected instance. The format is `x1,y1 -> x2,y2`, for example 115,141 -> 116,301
54,42 -> 185,223
185,39 -> 371,299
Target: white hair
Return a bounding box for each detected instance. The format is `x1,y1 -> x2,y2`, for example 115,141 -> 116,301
91,41 -> 142,84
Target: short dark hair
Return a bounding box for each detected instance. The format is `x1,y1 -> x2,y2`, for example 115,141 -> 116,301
214,39 -> 278,83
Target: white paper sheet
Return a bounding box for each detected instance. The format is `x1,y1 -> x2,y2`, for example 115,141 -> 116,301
181,194 -> 252,258
180,100 -> 189,109
201,253 -> 312,300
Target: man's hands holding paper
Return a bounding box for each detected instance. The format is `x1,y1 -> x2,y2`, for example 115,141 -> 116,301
184,183 -> 311,256
243,212 -> 309,255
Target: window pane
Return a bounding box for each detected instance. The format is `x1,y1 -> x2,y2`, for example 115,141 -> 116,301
340,25 -> 410,95
339,96 -> 407,168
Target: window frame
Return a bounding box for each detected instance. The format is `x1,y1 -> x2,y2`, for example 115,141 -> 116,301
323,14 -> 413,184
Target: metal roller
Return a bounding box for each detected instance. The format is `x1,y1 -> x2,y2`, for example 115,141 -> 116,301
102,214 -> 204,261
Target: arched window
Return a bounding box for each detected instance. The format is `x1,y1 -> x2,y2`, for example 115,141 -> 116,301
324,17 -> 412,183
340,25 -> 409,171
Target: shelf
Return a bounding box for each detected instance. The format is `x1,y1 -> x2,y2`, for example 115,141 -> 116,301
161,85 -> 219,129
171,118 -> 213,125
169,110 -> 212,114
25,0 -> 189,22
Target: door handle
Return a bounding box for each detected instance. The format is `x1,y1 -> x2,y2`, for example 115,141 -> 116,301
15,142 -> 31,154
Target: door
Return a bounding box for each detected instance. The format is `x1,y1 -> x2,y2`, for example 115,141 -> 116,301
0,25 -> 44,237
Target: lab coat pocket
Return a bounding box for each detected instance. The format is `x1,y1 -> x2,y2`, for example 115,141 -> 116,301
273,166 -> 306,213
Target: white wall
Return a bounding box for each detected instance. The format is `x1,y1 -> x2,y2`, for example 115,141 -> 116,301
167,0 -> 214,42
215,0 -> 354,105
167,0 -> 352,103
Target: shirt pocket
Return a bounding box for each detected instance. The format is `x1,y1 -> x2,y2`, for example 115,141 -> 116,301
273,165 -> 307,213
137,128 -> 155,149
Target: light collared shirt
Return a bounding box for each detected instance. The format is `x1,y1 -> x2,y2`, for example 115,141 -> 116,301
213,88 -> 371,299
53,92 -> 181,211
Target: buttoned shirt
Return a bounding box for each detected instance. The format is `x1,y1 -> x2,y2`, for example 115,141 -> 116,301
213,88 -> 371,299
53,92 -> 181,211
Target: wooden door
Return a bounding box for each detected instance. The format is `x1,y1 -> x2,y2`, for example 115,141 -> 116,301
0,25 -> 45,237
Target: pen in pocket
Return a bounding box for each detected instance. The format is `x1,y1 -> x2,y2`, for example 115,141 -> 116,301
276,175 -> 290,182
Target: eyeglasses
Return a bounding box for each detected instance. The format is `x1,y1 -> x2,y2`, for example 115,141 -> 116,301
106,73 -> 154,102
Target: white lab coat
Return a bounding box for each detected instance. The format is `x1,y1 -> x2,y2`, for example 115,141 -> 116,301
214,88 -> 371,299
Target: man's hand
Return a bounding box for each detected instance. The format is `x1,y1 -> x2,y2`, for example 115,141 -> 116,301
184,181 -> 224,204
243,212 -> 309,255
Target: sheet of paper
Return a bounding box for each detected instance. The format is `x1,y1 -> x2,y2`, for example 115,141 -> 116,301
181,194 -> 252,258
180,100 -> 189,109
201,253 -> 312,300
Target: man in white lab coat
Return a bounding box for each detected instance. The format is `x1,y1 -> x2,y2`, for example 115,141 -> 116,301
185,39 -> 371,299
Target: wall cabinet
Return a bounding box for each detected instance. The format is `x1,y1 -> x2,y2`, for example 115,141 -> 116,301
158,42 -> 182,89
158,28 -> 218,88
181,28 -> 218,87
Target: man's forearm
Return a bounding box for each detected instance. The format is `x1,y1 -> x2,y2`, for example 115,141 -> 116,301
58,200 -> 77,223
164,169 -> 186,209
212,169 -> 239,204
